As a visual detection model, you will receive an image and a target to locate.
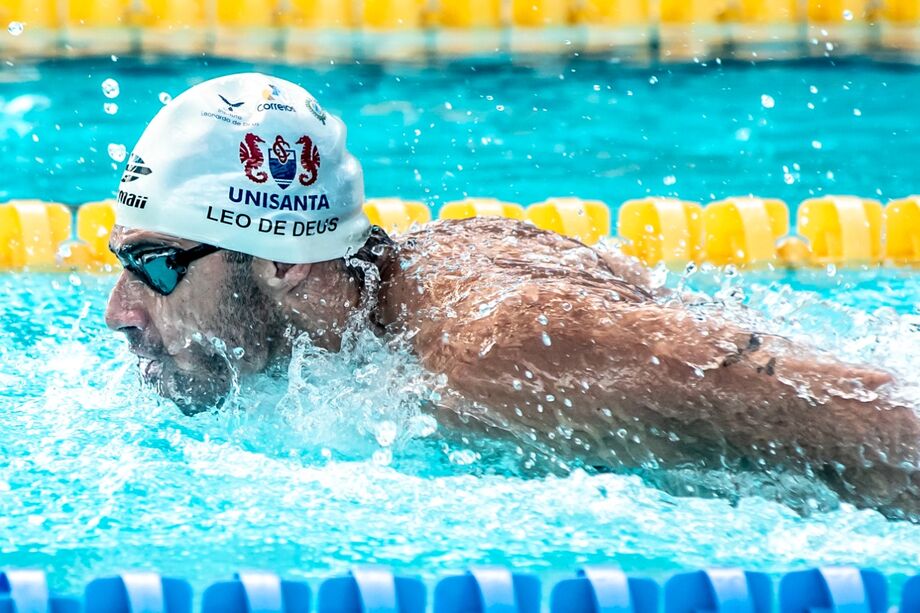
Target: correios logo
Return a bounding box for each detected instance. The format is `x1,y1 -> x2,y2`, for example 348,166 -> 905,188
239,133 -> 320,190
257,84 -> 295,113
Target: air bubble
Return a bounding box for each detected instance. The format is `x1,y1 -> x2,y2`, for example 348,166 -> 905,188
541,332 -> 552,346
7,21 -> 23,36
103,102 -> 118,115
158,92 -> 172,105
101,78 -> 120,99
843,9 -> 853,19
663,175 -> 677,186
760,94 -> 775,109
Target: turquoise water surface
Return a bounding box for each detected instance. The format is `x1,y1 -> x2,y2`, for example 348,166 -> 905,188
0,55 -> 918,211
1,54 -> 920,596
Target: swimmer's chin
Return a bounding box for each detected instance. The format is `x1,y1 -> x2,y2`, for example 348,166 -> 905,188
137,358 -> 230,416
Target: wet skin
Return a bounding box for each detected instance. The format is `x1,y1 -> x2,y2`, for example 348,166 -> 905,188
106,218 -> 920,519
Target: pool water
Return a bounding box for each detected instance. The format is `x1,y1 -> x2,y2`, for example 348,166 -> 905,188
1,53 -> 920,596
0,267 -> 919,595
1,55 -> 919,211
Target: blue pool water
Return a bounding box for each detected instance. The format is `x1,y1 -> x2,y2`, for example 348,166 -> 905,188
0,267 -> 919,595
0,55 -> 918,211
1,54 -> 920,595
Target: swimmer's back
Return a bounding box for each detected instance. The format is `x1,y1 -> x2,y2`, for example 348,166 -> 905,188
379,217 -> 650,329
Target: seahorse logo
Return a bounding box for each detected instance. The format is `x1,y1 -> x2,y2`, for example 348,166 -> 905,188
296,135 -> 321,187
239,133 -> 320,189
238,133 -> 267,184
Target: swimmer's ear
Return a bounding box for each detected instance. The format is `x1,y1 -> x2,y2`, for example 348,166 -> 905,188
250,258 -> 313,296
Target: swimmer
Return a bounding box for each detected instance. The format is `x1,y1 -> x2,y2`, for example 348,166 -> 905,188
105,74 -> 919,519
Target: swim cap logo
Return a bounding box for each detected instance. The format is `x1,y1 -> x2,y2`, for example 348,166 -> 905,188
239,133 -> 321,190
306,96 -> 327,125
257,83 -> 295,113
239,133 -> 268,184
218,94 -> 244,113
121,154 -> 152,183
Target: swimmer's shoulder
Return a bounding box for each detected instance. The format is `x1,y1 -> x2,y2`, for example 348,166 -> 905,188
396,216 -> 597,266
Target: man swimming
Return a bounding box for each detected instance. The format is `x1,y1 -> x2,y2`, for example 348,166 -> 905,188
105,74 -> 919,519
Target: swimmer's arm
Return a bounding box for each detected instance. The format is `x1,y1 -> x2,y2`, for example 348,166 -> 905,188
594,242 -> 654,290
423,297 -> 919,517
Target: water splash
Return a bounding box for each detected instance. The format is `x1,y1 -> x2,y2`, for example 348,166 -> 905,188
0,272 -> 918,595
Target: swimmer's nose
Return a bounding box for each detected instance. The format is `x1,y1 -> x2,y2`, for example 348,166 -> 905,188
105,271 -> 150,333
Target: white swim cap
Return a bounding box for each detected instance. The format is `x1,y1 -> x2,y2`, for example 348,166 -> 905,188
115,72 -> 371,264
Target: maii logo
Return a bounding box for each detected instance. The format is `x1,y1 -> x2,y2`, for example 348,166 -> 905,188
257,84 -> 295,113
239,133 -> 321,189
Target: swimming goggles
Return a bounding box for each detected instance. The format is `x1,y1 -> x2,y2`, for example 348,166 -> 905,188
114,243 -> 222,296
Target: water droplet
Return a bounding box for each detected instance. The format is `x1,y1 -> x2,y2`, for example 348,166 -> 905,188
541,332 -> 552,346
648,75 -> 659,85
650,356 -> 661,365
809,85 -> 818,94
158,91 -> 172,105
853,108 -> 862,116
101,78 -> 120,99
735,127 -> 751,141
811,140 -> 822,149
537,314 -> 549,326
448,448 -> 477,465
546,394 -> 555,402
374,420 -> 398,447
232,347 -> 245,359
760,94 -> 775,109
7,21 -> 23,36
663,175 -> 677,186
103,102 -> 118,115
783,173 -> 795,185
107,143 -> 126,162
843,8 -> 853,19
561,302 -> 572,312
512,379 -> 523,391
826,263 -> 837,277
372,448 -> 392,466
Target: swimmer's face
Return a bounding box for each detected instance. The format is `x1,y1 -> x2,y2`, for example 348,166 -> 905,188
104,226 -> 276,414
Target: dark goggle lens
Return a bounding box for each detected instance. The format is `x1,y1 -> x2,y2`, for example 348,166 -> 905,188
119,250 -> 182,296
136,253 -> 182,295
115,243 -> 219,296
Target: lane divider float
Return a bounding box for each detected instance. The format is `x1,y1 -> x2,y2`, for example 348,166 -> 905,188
1,194 -> 919,272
